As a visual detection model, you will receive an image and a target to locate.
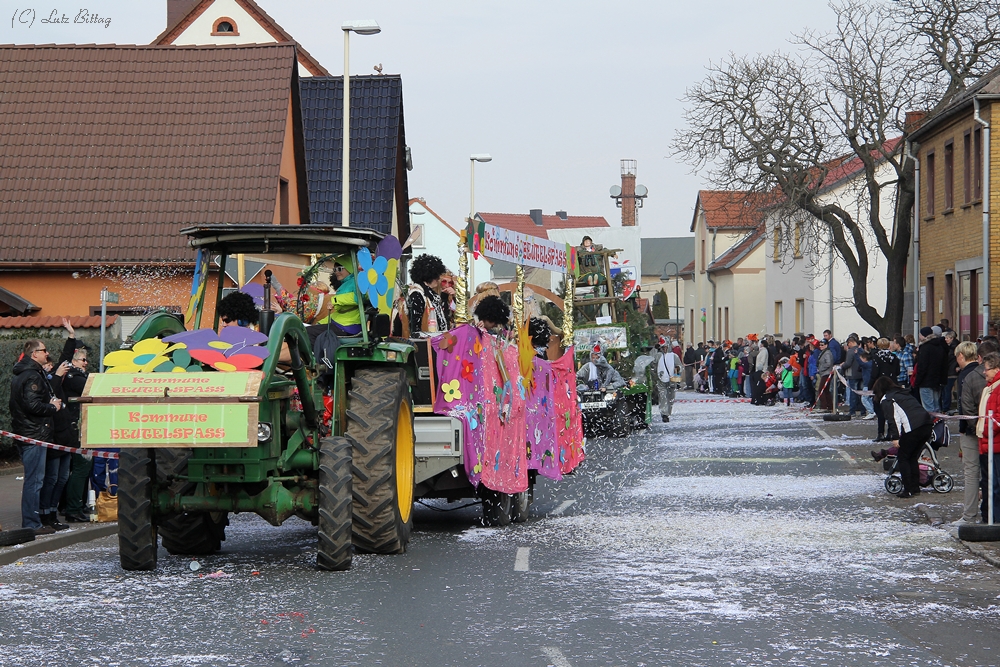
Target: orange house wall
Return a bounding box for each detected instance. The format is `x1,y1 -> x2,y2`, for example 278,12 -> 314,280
0,271 -> 222,324
274,94 -> 302,226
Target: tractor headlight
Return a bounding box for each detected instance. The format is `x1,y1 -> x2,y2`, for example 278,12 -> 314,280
257,422 -> 272,443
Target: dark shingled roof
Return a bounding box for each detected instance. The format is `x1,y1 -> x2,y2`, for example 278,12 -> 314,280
0,43 -> 299,267
299,76 -> 409,238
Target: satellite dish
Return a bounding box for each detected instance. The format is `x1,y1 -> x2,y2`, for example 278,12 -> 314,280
609,185 -> 622,197
636,184 -> 648,197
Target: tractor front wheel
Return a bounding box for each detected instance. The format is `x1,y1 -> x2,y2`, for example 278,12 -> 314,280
317,436 -> 353,571
118,449 -> 158,571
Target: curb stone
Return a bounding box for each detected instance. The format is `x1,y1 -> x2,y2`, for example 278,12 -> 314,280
916,503 -> 1000,569
0,465 -> 24,477
0,523 -> 117,567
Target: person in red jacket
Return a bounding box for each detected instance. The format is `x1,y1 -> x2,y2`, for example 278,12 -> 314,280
976,352 -> 1000,522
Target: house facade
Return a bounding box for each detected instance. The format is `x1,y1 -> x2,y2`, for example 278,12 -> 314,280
764,155 -> 897,339
154,0 -> 329,77
0,44 -> 310,332
910,71 -> 1000,340
683,191 -> 767,343
408,199 -> 491,282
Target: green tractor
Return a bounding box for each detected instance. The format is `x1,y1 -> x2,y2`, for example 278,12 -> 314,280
82,225 -> 418,571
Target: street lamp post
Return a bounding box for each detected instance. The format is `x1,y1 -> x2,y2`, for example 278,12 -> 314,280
468,154 -> 492,290
662,261 -> 680,339
341,19 -> 381,228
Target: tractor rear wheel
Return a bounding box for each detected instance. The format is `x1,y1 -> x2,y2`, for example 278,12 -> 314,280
317,436 -> 353,571
346,368 -> 415,554
156,448 -> 227,556
481,486 -> 512,527
118,449 -> 158,571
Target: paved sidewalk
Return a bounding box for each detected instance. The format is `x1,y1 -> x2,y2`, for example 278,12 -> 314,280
0,462 -> 117,566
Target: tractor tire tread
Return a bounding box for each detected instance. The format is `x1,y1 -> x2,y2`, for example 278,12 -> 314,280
118,449 -> 157,571
347,368 -> 413,555
317,436 -> 353,571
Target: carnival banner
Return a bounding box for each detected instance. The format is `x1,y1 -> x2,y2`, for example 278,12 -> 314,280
466,219 -> 577,274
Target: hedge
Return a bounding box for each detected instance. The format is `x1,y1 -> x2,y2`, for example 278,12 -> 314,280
0,332 -> 119,461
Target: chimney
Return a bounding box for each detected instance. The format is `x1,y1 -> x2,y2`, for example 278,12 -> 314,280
904,110 -> 928,134
621,159 -> 637,227
167,0 -> 201,29
556,210 -> 568,220
529,209 -> 544,226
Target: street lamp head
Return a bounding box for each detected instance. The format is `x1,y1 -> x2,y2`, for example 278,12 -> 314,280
342,19 -> 381,35
470,154 -> 492,163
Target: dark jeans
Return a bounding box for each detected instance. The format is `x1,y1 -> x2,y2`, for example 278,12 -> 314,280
750,371 -> 764,405
798,374 -> 815,405
875,401 -> 886,438
941,377 -> 956,413
980,453 -> 1000,523
898,424 -> 933,493
17,444 -> 47,529
848,378 -> 864,415
39,450 -> 71,513
64,453 -> 94,515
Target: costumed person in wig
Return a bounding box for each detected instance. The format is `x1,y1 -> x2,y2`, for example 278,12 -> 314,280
576,344 -> 625,393
655,336 -> 680,422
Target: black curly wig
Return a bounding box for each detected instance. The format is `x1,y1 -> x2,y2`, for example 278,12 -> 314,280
528,317 -> 550,347
474,295 -> 510,327
217,291 -> 259,326
409,254 -> 447,285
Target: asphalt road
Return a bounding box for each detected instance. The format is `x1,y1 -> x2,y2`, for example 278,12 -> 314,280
2,396 -> 999,666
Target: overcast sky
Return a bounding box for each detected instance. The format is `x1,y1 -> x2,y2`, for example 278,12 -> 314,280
1,0 -> 837,238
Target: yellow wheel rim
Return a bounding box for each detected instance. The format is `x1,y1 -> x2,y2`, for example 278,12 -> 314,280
396,401 -> 415,523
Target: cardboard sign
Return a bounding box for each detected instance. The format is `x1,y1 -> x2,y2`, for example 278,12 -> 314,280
82,403 -> 257,448
84,372 -> 262,399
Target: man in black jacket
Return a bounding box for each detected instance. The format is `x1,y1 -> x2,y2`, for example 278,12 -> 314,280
9,339 -> 62,534
52,318 -> 91,523
683,344 -> 697,390
915,326 -> 949,412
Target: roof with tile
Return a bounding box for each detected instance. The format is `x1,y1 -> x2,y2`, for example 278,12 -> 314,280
690,191 -> 772,232
475,212 -> 610,239
299,76 -> 409,238
0,43 -> 301,267
679,259 -> 695,276
153,0 -> 330,76
0,315 -> 117,329
706,225 -> 765,272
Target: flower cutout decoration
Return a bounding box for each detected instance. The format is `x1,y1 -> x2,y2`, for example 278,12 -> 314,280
473,336 -> 483,355
164,327 -> 270,372
441,379 -> 463,403
104,338 -> 187,373
461,360 -> 475,383
356,248 -> 390,308
439,333 -> 457,353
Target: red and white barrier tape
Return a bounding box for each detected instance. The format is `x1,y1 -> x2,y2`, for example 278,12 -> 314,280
0,429 -> 119,459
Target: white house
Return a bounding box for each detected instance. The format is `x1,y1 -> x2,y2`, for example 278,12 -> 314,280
408,198 -> 491,283
154,0 -> 329,77
763,148 -> 897,339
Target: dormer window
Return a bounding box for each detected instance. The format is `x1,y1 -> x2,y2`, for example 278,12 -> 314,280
212,18 -> 239,36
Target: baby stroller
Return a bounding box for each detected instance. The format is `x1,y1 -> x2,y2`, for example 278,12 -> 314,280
882,419 -> 954,495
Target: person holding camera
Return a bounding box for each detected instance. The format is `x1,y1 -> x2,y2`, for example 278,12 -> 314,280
9,339 -> 63,534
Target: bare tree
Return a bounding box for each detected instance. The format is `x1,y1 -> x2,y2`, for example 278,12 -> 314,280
674,0 -> 1000,336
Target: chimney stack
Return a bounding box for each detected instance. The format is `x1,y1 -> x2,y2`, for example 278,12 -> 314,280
556,210 -> 568,220
620,159 -> 636,227
167,0 -> 201,28
529,209 -> 544,226
904,110 -> 928,134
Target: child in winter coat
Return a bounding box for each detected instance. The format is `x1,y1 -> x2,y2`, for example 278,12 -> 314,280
779,357 -> 796,406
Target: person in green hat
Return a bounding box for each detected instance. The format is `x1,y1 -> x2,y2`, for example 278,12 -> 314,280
319,255 -> 362,335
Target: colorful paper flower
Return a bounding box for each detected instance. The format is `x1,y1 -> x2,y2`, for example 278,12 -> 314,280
461,360 -> 475,382
163,327 -> 270,372
186,349 -> 267,372
356,247 -> 390,308
473,336 -> 483,355
104,338 -> 185,373
440,333 -> 457,353
442,379 -> 462,403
